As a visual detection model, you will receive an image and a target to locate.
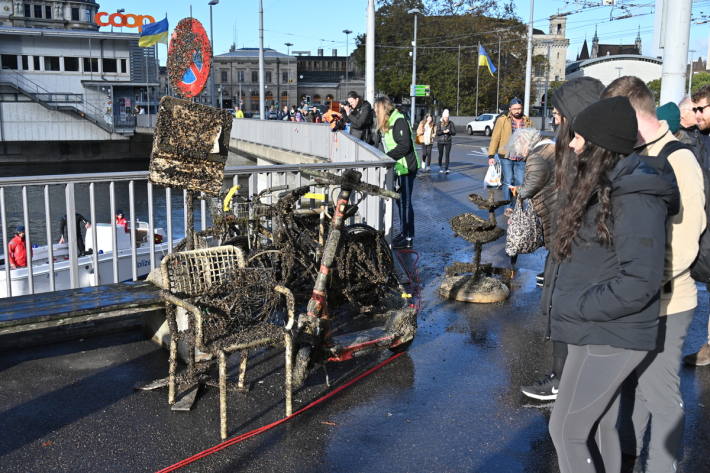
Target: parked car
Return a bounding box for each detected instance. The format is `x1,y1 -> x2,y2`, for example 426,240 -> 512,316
466,113 -> 500,136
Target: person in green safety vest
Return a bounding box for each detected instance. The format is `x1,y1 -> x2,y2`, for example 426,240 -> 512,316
374,96 -> 421,249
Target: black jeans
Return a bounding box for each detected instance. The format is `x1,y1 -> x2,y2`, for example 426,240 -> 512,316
422,144 -> 433,167
437,142 -> 452,170
396,172 -> 416,238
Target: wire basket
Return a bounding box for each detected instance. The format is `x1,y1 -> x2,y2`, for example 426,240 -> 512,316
161,245 -> 246,298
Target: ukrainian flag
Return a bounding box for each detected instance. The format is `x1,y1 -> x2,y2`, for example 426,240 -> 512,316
478,44 -> 497,77
139,17 -> 169,47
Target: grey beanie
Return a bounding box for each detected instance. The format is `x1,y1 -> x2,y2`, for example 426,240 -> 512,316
551,77 -> 605,122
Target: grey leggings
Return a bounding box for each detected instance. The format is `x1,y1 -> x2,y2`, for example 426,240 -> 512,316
549,344 -> 647,473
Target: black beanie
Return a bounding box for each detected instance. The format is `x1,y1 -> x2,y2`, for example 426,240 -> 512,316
572,96 -> 638,155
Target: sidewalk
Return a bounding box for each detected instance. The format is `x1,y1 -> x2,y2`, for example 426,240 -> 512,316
1,155 -> 709,472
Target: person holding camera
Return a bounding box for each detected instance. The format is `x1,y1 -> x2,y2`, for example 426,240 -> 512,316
343,91 -> 375,145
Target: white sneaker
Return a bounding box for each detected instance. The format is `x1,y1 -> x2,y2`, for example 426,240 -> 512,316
439,169 -> 445,174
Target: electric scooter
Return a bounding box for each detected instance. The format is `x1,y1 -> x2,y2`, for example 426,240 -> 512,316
291,168 -> 418,387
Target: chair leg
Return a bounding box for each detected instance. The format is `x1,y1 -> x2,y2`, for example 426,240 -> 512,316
219,351 -> 228,440
168,336 -> 177,405
284,333 -> 293,416
237,350 -> 249,392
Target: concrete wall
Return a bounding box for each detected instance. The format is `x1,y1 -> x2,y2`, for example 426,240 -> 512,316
0,101 -> 123,141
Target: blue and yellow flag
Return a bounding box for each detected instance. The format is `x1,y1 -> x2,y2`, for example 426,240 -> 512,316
478,44 -> 497,77
139,17 -> 169,47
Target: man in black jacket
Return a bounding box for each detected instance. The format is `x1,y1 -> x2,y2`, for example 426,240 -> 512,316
343,91 -> 374,145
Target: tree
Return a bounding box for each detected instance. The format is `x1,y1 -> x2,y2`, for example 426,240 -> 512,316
647,72 -> 710,104
353,0 -> 527,116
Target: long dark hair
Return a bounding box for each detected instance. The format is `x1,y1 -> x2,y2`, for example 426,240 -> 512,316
552,141 -> 621,261
554,115 -> 575,191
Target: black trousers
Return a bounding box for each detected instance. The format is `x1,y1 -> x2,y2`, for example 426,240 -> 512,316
437,142 -> 452,170
422,144 -> 433,167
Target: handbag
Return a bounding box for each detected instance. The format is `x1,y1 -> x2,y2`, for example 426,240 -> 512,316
505,197 -> 544,256
483,161 -> 502,188
415,134 -> 424,145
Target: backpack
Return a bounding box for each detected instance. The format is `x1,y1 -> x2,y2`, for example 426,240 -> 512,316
652,140 -> 710,282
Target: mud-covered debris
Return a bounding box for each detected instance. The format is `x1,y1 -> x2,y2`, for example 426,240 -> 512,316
149,96 -> 232,196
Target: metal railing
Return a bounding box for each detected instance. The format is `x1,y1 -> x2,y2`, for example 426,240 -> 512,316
0,70 -> 113,132
0,161 -> 394,299
136,114 -> 157,128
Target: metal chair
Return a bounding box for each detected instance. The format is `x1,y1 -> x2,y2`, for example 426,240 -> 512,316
160,245 -> 294,439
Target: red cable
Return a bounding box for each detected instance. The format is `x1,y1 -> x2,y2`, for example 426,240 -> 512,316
155,352 -> 404,473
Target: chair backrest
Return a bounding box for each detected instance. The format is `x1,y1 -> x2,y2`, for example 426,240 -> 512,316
161,245 -> 246,297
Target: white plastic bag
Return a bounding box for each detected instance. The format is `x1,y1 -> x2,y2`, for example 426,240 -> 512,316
484,161 -> 502,188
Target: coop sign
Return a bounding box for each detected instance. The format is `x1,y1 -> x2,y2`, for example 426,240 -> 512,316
94,12 -> 156,31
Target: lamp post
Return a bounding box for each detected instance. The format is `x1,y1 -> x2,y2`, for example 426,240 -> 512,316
343,29 -> 352,99
208,0 -> 219,108
408,8 -> 420,124
523,0 -> 534,117
111,8 -> 125,33
258,0 -> 265,120
284,42 -> 293,56
688,49 -> 697,94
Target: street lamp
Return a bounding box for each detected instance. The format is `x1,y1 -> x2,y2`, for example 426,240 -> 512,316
284,42 -> 293,55
408,8 -> 420,124
342,29 -> 352,99
112,8 -> 125,32
208,0 -> 219,108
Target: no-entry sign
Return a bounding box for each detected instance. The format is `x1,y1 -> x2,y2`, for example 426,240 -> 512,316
167,18 -> 212,99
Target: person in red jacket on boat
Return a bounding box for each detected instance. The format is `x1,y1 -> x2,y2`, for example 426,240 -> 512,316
115,210 -> 127,228
8,225 -> 28,269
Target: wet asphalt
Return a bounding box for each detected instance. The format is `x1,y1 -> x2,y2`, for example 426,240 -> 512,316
1,134 -> 710,472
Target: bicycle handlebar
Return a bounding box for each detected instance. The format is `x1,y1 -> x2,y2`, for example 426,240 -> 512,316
299,169 -> 400,200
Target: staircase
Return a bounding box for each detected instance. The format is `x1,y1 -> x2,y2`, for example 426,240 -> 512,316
0,70 -> 132,136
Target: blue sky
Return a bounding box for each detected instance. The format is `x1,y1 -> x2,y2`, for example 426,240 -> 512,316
98,1 -> 709,63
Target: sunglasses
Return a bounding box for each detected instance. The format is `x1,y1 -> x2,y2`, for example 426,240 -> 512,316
693,105 -> 709,113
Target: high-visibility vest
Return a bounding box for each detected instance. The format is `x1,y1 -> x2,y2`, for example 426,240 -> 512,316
382,109 -> 421,176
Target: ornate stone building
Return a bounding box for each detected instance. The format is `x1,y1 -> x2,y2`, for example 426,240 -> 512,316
0,0 -> 99,30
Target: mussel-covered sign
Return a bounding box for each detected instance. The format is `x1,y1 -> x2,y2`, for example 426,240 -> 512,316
148,96 -> 232,196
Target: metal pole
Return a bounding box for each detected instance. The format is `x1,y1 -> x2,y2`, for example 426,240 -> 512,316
475,43 -> 480,116
688,49 -> 697,95
366,0 -> 375,104
343,30 -> 352,97
496,35 -> 501,113
541,42 -> 551,132
209,4 -> 216,107
258,0 -> 265,120
523,0 -> 534,117
144,51 -> 150,118
660,0 -> 691,104
456,44 -> 461,116
410,11 -> 418,124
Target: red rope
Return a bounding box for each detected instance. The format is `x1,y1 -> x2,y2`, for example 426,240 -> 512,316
155,352 -> 404,473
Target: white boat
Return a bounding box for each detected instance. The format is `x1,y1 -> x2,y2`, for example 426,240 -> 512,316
0,222 -> 179,298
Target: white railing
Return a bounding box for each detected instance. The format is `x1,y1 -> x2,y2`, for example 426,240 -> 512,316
0,161 -> 394,299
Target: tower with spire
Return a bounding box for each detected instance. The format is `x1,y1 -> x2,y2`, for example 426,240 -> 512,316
591,27 -> 599,58
635,26 -> 642,54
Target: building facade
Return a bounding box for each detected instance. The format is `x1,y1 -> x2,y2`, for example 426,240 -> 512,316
295,49 -> 363,104
200,47 -> 297,112
531,15 -> 569,106
565,55 -> 662,87
0,0 -> 99,30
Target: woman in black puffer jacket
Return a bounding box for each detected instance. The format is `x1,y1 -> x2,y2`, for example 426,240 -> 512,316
545,97 -> 679,473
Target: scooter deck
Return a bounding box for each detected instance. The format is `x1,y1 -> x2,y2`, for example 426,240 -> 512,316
328,326 -> 395,362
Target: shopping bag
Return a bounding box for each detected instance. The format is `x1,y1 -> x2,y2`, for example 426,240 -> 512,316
505,198 -> 544,256
483,161 -> 502,188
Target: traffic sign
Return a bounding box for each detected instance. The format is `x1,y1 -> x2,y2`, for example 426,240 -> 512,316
410,84 -> 431,97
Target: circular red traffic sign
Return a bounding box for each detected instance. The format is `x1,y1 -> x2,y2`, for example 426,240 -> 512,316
167,18 -> 212,99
